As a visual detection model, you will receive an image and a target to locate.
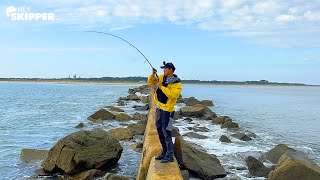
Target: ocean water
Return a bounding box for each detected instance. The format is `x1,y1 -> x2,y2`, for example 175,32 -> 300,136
0,82 -> 319,179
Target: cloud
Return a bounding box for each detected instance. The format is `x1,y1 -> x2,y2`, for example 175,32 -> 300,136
1,0 -> 320,47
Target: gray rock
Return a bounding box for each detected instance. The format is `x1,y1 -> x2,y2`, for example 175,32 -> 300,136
117,100 -> 125,106
231,133 -> 252,141
104,173 -> 129,180
134,104 -> 149,111
219,135 -> 232,143
183,132 -> 208,139
174,136 -> 227,179
221,121 -> 239,129
87,108 -> 115,122
212,116 -> 230,124
245,156 -> 271,178
127,123 -> 146,135
20,149 -> 49,163
179,106 -> 206,118
181,170 -> 190,180
108,128 -> 133,141
74,122 -> 84,128
109,106 -> 124,112
200,100 -> 214,106
265,144 -> 296,164
115,113 -> 132,121
183,97 -> 201,106
192,126 -> 210,132
41,128 -> 123,174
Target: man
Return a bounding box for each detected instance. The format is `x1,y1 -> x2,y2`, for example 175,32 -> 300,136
147,62 -> 182,163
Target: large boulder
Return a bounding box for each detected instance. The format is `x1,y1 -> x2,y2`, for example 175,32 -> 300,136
41,128 -> 123,174
20,149 -> 49,163
127,123 -> 146,135
109,106 -> 124,112
108,128 -> 133,141
115,113 -> 132,121
212,116 -> 230,124
221,121 -> 239,129
183,97 -> 201,106
245,156 -> 271,178
265,144 -> 296,164
231,133 -> 252,141
200,100 -> 214,106
268,151 -> 320,180
174,136 -> 227,179
132,112 -> 148,121
179,106 -> 206,118
193,104 -> 216,118
87,108 -> 115,122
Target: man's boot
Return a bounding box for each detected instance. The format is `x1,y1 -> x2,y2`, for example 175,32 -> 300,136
155,151 -> 166,160
161,155 -> 174,163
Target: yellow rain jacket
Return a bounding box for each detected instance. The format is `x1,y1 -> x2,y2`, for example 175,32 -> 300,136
147,73 -> 182,112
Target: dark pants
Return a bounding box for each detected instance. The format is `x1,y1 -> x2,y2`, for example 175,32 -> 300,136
156,108 -> 174,159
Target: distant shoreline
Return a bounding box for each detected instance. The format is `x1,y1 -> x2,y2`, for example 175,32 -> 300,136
1,79 -> 319,87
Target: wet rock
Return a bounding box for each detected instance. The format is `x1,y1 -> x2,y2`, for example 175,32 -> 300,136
141,96 -> 149,103
73,169 -> 100,180
179,106 -> 206,118
221,121 -> 239,129
108,128 -> 133,141
265,144 -> 296,164
183,97 -> 201,106
245,130 -> 257,138
20,149 -> 49,163
117,100 -> 125,106
181,170 -> 190,180
174,136 -> 227,179
41,128 -> 123,175
192,126 -> 210,132
183,132 -> 208,139
134,104 -> 149,111
231,133 -> 252,141
245,156 -> 271,178
132,112 -> 148,121
127,123 -> 146,135
268,151 -> 320,180
34,168 -> 50,176
219,135 -> 232,143
109,106 -> 124,112
104,173 -> 129,180
212,116 -> 230,124
115,113 -> 132,121
184,117 -> 192,122
74,122 -> 84,128
87,108 -> 115,122
127,94 -> 141,101
173,112 -> 182,120
130,142 -> 143,152
200,100 -> 214,106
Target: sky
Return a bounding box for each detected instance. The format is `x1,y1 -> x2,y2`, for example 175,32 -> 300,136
0,0 -> 320,85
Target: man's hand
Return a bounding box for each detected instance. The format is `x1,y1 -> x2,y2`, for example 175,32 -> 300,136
152,68 -> 157,75
156,82 -> 162,88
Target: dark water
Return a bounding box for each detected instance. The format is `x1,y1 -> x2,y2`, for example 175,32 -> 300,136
0,82 -> 319,179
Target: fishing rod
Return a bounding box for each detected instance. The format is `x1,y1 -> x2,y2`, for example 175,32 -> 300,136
83,30 -> 158,78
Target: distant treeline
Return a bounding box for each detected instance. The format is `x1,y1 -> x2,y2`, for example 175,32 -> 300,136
0,77 -> 310,86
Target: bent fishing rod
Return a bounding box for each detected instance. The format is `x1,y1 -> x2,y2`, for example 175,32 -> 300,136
84,30 -> 158,78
